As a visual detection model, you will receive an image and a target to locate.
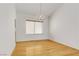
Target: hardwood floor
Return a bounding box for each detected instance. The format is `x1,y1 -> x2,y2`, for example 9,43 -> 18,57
12,40 -> 79,56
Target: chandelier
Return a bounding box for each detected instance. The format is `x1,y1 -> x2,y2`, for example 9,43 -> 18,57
39,3 -> 45,20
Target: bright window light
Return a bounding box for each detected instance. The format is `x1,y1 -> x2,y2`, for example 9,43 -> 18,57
26,20 -> 43,34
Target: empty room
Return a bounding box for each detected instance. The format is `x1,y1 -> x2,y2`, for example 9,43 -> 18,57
0,3 -> 79,56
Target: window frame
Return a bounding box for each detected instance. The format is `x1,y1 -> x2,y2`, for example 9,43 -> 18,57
25,20 -> 43,34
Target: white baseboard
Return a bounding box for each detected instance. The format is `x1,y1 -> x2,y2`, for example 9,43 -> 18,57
9,43 -> 16,56
49,39 -> 79,50
16,39 -> 48,42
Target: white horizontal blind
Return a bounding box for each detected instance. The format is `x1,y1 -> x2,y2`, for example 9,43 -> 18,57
35,22 -> 43,34
26,20 -> 43,34
26,21 -> 34,34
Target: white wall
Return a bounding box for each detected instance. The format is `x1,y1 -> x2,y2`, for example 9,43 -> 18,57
0,4 -> 16,55
16,12 -> 49,42
49,4 -> 79,49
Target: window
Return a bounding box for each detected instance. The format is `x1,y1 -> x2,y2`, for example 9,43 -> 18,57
26,20 -> 43,34
26,21 -> 35,34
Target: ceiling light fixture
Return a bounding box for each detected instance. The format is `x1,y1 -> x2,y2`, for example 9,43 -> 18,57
39,3 -> 45,20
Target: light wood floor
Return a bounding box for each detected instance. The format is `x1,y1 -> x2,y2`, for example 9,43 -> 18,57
12,40 -> 79,56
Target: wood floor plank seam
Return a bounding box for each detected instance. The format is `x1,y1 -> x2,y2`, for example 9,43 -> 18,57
12,39 -> 79,56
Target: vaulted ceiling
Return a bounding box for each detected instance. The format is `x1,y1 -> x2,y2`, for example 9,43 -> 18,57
16,3 -> 63,19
